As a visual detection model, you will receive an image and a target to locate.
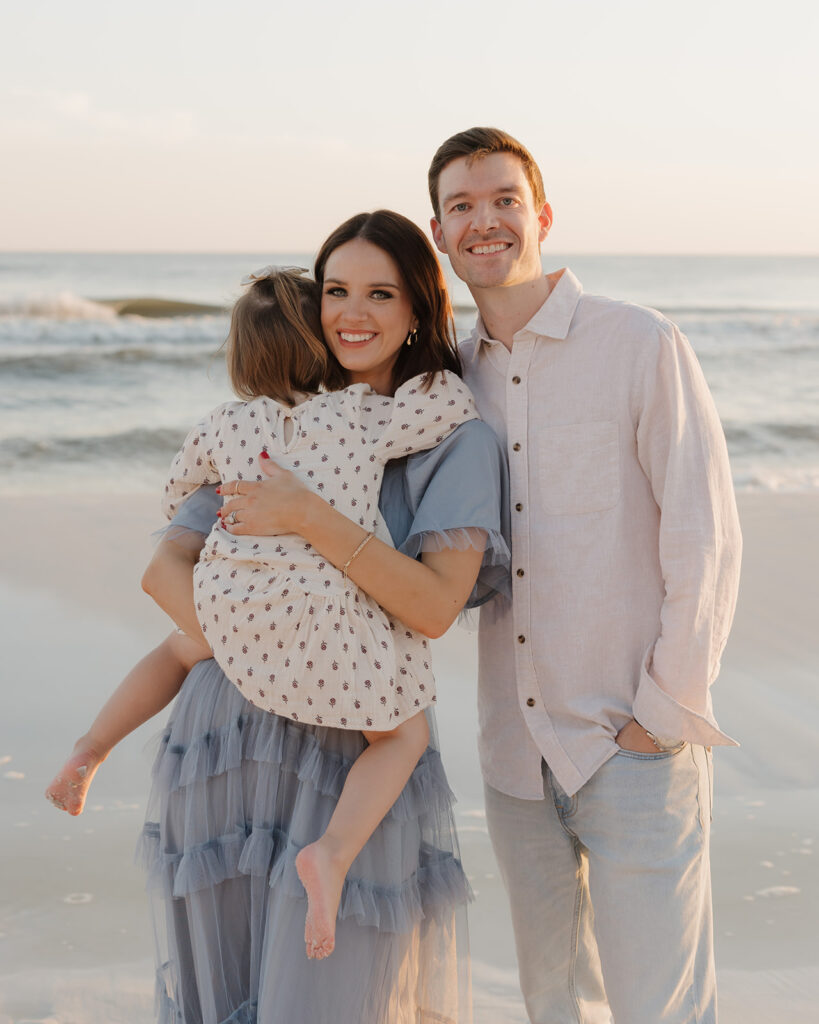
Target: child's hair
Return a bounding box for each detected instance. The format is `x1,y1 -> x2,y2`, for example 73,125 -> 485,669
226,267 -> 344,405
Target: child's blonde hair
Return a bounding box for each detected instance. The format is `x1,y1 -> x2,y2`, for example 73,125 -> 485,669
226,267 -> 344,405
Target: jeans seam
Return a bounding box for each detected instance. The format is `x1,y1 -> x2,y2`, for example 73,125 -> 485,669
692,744 -> 708,835
569,836 -> 585,1024
547,768 -> 579,836
546,765 -> 585,1022
690,745 -> 707,1022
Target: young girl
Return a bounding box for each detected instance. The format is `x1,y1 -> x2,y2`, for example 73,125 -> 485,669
47,265 -> 478,961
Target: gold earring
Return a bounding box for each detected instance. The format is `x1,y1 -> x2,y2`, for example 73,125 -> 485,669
405,328 -> 418,347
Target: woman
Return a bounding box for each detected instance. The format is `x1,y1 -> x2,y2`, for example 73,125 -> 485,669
140,210 -> 509,1023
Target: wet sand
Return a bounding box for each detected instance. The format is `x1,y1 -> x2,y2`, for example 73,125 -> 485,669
1,492 -> 817,1022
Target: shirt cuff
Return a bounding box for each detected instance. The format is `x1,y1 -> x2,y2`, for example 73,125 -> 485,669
632,660 -> 739,749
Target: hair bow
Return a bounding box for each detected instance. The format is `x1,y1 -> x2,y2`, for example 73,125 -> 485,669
240,265 -> 309,287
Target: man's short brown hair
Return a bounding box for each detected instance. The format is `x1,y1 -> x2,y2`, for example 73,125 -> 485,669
428,127 -> 546,219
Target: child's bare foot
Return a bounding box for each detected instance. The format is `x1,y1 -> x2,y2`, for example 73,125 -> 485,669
45,740 -> 106,816
295,839 -> 348,960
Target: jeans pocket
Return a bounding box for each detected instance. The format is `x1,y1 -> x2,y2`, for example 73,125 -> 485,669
615,742 -> 686,762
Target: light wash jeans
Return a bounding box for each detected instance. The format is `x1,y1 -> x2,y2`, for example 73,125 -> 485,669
484,743 -> 716,1023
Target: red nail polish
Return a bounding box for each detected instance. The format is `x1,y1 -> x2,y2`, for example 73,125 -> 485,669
216,509 -> 223,517
215,487 -> 221,494
259,451 -> 270,460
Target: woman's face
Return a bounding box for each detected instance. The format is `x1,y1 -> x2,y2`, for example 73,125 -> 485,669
321,237 -> 416,396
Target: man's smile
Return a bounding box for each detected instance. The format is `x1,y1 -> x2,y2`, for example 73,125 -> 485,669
466,242 -> 513,255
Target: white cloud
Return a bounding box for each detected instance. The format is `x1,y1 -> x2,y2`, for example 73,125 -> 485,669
50,91 -> 92,118
7,88 -> 195,144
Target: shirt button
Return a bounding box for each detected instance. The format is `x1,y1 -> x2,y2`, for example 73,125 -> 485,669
526,697 -> 535,707
515,502 -> 523,512
512,375 -> 521,384
518,635 -> 526,644
516,568 -> 525,577
512,443 -> 521,452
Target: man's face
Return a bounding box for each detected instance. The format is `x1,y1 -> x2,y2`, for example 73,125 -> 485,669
431,151 -> 552,292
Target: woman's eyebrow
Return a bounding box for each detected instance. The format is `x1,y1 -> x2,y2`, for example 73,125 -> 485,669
324,278 -> 400,289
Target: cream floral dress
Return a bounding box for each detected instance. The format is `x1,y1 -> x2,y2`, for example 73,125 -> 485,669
163,370 -> 478,730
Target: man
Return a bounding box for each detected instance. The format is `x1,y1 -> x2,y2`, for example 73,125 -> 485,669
429,128 -> 742,1023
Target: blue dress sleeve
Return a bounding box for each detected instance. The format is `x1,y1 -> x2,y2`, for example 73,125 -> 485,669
378,419 -> 511,609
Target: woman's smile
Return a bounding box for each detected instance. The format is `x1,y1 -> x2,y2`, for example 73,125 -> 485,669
337,330 -> 378,345
321,237 -> 416,394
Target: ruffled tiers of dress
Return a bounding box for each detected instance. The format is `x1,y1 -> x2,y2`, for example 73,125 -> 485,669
138,658 -> 473,1024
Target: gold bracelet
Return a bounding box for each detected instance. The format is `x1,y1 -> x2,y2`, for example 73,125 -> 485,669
341,531 -> 374,578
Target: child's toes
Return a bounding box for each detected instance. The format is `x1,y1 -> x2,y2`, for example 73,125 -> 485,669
45,789 -> 66,811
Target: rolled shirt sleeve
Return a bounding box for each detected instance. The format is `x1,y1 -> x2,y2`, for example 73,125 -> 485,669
632,323 -> 742,746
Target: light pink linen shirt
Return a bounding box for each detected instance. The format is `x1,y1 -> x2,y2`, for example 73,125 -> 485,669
461,269 -> 742,799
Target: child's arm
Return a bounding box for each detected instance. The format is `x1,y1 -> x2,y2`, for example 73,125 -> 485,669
45,630 -> 210,816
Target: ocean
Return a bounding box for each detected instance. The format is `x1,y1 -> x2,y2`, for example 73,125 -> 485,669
1,252 -> 817,497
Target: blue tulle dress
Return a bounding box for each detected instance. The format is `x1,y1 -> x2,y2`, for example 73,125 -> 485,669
137,421 -> 510,1024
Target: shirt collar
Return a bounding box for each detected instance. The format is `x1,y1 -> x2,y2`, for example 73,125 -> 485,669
469,267 -> 583,361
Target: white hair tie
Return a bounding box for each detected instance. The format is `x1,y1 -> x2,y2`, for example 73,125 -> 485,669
240,265 -> 309,287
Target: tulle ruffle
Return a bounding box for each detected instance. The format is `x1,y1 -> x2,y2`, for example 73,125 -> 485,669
402,525 -> 511,607
140,658 -> 472,1023
145,702 -> 456,826
138,706 -> 469,927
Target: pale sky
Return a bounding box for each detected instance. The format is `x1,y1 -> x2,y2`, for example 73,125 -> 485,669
2,0 -> 817,253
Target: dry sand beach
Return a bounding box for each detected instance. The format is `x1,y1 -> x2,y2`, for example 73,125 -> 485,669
1,491 -> 817,1023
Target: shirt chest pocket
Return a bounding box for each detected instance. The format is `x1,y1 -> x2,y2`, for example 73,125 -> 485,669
537,420 -> 620,515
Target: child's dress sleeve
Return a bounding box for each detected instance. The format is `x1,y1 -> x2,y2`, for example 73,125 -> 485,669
161,406 -> 228,520
370,370 -> 479,461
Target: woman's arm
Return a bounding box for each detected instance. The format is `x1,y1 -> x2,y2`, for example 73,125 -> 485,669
219,460 -> 486,638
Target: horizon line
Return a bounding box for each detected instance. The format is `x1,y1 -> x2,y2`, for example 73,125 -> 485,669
2,249 -> 818,258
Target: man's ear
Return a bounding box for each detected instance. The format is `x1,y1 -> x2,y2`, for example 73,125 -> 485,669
538,202 -> 553,243
430,217 -> 448,255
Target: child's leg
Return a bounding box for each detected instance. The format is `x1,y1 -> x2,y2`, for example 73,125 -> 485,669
45,631 -> 209,815
295,709 -> 430,959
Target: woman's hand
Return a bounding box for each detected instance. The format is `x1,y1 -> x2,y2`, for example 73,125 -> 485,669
220,455 -> 314,536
